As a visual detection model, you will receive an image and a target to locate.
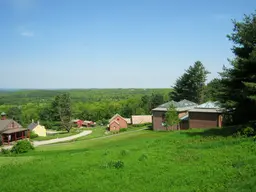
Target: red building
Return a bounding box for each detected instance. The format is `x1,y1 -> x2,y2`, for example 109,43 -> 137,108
0,112 -> 29,145
72,119 -> 84,128
108,114 -> 128,131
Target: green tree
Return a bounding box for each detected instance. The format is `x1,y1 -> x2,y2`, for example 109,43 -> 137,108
164,104 -> 180,131
203,78 -> 223,102
171,61 -> 209,103
218,12 -> 256,124
54,93 -> 72,132
7,106 -> 23,124
150,93 -> 164,110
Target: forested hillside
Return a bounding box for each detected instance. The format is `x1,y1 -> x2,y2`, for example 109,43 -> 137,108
0,89 -> 170,127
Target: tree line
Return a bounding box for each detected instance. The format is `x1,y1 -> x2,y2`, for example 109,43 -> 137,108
0,90 -> 169,129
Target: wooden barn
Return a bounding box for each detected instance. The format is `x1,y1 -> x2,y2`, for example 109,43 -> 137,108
108,114 -> 128,131
188,101 -> 223,128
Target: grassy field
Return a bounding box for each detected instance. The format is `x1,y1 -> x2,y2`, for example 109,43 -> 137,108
0,128 -> 256,192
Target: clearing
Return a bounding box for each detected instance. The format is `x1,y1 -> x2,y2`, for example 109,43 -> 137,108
0,128 -> 255,192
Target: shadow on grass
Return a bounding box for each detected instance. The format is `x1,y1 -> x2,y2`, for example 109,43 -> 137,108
181,126 -> 240,138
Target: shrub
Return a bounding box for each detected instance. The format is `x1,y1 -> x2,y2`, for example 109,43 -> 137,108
241,126 -> 255,137
11,140 -> 34,154
112,160 -> 124,169
1,148 -> 11,155
103,160 -> 125,169
120,128 -> 127,132
29,131 -> 38,139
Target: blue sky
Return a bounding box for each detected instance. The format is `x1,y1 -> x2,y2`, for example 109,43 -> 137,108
0,0 -> 255,89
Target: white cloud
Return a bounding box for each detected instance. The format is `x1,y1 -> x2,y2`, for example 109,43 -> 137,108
21,31 -> 34,37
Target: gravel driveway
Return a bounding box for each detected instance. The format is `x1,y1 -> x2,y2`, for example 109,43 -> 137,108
1,130 -> 92,150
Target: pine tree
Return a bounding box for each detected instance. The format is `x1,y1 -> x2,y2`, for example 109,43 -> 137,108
171,61 -> 209,103
219,12 -> 256,124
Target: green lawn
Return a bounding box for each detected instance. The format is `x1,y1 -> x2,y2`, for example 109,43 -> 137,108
0,128 -> 256,192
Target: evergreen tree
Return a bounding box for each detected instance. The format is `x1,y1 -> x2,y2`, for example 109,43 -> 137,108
171,61 -> 209,103
219,12 -> 256,124
203,78 -> 223,102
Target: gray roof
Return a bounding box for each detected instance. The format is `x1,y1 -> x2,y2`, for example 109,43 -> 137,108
0,119 -> 13,133
153,99 -> 198,112
189,101 -> 223,113
28,122 -> 38,130
195,101 -> 221,109
189,108 -> 223,113
2,128 -> 27,134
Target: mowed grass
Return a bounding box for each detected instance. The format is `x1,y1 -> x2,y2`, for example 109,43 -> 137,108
0,129 -> 256,192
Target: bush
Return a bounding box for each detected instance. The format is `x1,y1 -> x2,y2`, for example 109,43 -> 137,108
240,126 -> 255,137
1,148 -> 11,155
108,160 -> 124,169
120,128 -> 127,132
102,160 -> 124,169
11,140 -> 34,154
29,131 -> 38,139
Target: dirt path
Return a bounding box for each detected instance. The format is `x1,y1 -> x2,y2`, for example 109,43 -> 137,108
33,130 -> 92,147
1,130 -> 92,150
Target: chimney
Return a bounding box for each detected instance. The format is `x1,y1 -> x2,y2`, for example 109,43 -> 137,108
1,112 -> 6,120
32,119 -> 34,123
37,120 -> 40,125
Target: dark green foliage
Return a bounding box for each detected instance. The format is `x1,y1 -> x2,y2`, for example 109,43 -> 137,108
241,127 -> 255,136
29,131 -> 38,139
102,160 -> 124,169
203,78 -> 223,102
53,93 -> 72,132
218,12 -> 256,125
171,61 -> 209,103
150,93 -> 164,110
11,140 -> 34,154
7,107 -> 22,124
111,160 -> 125,169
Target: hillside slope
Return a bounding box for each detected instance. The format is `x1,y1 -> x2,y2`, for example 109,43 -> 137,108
0,129 -> 255,192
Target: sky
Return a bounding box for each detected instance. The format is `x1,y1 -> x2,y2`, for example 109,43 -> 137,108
0,0 -> 255,89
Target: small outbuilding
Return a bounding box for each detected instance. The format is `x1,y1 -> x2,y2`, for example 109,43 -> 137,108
188,101 -> 223,128
28,120 -> 47,137
109,120 -> 120,131
108,114 -> 128,131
